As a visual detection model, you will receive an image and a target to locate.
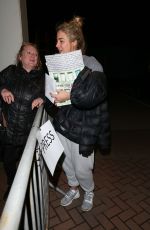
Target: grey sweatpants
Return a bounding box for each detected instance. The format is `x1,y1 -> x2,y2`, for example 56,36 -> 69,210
57,132 -> 95,192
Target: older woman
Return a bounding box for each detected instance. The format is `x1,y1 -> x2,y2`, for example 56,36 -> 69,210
0,42 -> 45,200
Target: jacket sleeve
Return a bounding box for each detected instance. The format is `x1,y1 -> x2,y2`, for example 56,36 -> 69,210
70,66 -> 107,109
40,72 -> 45,99
96,99 -> 111,154
34,70 -> 45,101
0,65 -> 15,93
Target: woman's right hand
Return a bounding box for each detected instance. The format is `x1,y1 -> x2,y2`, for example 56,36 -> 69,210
50,90 -> 70,103
1,88 -> 14,104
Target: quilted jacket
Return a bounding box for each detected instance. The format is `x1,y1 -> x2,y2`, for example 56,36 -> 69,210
0,64 -> 45,145
45,66 -> 111,157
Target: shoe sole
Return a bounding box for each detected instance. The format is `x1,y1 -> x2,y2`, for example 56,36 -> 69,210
61,193 -> 80,206
81,205 -> 93,212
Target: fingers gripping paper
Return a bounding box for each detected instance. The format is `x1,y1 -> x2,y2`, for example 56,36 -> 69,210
36,120 -> 64,175
45,50 -> 84,106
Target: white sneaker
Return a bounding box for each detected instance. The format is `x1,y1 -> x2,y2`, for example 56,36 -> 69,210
81,191 -> 94,211
60,189 -> 80,206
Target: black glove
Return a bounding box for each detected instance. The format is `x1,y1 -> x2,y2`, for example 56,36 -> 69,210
79,144 -> 94,158
80,151 -> 92,158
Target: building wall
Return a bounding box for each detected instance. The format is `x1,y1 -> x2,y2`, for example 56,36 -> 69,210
0,0 -> 28,71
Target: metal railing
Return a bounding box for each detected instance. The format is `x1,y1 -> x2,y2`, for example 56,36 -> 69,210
0,105 -> 49,230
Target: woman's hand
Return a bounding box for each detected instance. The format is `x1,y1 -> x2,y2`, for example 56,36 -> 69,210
1,88 -> 14,104
32,98 -> 44,110
51,90 -> 70,103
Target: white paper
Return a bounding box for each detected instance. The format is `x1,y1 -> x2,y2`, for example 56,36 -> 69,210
45,50 -> 84,106
45,73 -> 56,103
36,120 -> 64,175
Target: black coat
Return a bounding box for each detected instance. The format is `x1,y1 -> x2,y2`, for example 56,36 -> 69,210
45,66 -> 111,157
0,64 -> 45,145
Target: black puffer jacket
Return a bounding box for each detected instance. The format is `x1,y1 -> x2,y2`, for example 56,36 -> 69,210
45,66 -> 111,157
0,64 -> 45,145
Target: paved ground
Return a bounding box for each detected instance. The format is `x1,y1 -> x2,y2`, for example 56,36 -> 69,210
1,89 -> 150,229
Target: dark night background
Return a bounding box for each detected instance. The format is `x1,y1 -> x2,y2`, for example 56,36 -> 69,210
26,1 -> 150,104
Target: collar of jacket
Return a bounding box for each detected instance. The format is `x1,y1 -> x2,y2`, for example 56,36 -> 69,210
16,64 -> 44,79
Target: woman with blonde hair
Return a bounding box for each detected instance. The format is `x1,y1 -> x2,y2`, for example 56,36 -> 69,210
45,16 -> 111,211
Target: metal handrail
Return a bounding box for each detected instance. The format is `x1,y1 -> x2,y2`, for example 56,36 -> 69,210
0,105 -> 49,230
